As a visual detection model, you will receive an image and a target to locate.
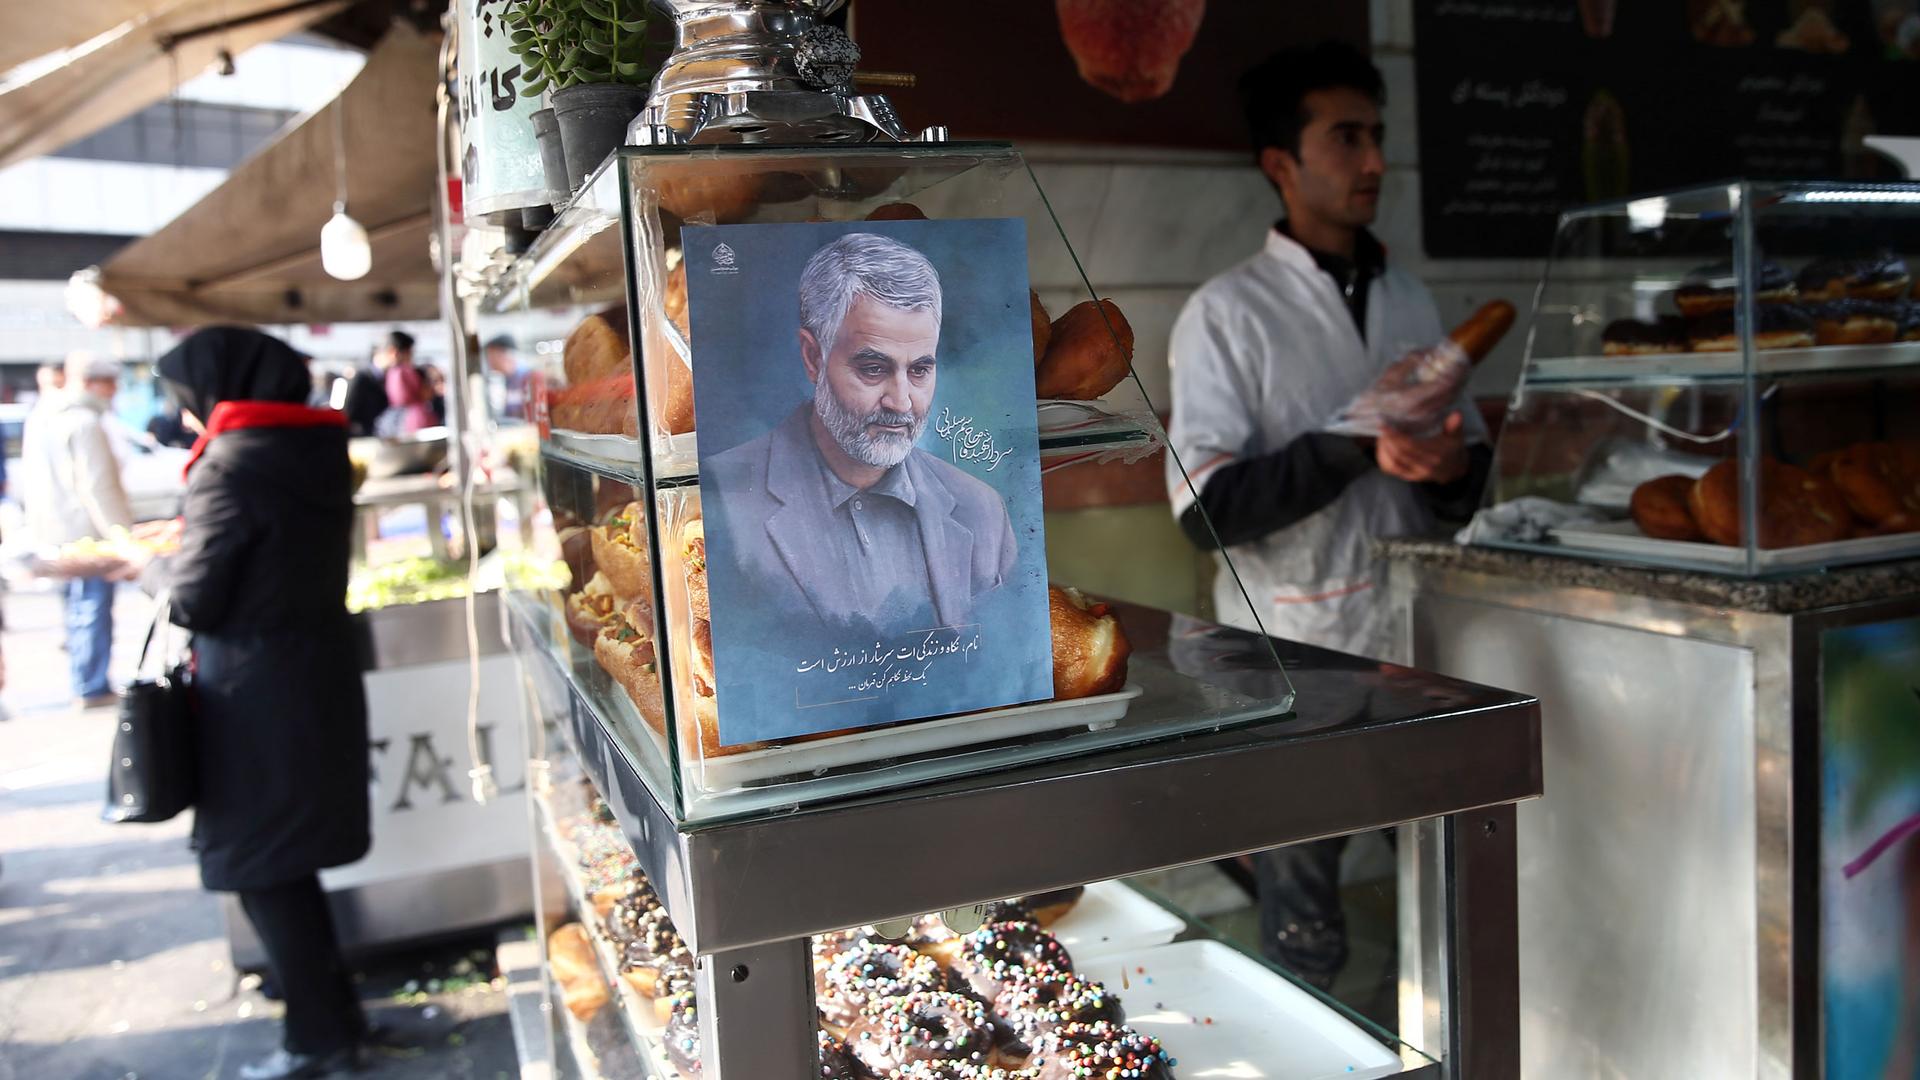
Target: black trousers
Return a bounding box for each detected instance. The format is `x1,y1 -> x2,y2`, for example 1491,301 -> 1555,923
1254,836 -> 1351,987
236,875 -> 366,1056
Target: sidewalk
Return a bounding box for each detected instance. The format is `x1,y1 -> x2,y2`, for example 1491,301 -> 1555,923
0,588 -> 518,1080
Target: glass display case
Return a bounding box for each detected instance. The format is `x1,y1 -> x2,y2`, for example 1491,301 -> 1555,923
479,141 -> 1539,1080
480,142 -> 1296,824
1477,180 -> 1920,576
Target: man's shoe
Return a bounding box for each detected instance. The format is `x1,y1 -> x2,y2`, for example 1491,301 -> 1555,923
236,1046 -> 358,1080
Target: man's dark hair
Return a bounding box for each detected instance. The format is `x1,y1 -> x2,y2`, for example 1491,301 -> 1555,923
387,329 -> 416,352
1238,41 -> 1384,161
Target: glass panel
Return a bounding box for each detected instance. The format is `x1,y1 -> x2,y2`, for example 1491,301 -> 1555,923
529,712 -> 1436,1078
1478,180 -> 1920,575
1125,865 -> 1440,1073
488,144 -> 1294,825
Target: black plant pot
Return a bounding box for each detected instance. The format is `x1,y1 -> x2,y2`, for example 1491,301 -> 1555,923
551,84 -> 649,193
529,107 -> 569,211
521,203 -> 555,231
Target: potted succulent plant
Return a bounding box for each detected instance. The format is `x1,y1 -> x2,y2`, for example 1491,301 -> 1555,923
507,0 -> 658,194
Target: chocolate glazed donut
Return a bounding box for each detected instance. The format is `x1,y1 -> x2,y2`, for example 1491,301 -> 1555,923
844,990 -> 997,1077
1027,1021 -> 1177,1080
815,940 -> 948,1031
992,971 -> 1124,1062
951,920 -> 1074,1001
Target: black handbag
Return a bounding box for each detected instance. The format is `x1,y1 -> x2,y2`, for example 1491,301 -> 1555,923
103,596 -> 196,824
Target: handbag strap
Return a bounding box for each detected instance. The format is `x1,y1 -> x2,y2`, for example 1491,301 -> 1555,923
136,590 -> 175,677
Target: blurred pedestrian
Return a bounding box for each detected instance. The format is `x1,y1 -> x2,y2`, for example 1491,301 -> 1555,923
379,331 -> 435,436
146,327 -> 371,1079
340,345 -> 389,437
19,353 -> 132,708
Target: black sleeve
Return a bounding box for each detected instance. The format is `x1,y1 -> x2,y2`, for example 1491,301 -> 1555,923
1418,442 -> 1494,525
1177,432 -> 1377,551
167,465 -> 256,633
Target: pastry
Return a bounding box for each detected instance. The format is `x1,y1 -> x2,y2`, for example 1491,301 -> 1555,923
815,939 -> 949,1032
602,878 -> 662,947
663,259 -> 690,341
563,306 -> 631,385
1687,458 -> 1853,548
1798,252 -> 1910,301
1027,1021 -> 1176,1080
868,201 -> 929,221
1447,299 -> 1517,363
843,990 -> 997,1077
547,924 -> 609,1022
1777,5 -> 1849,51
1055,0 -> 1207,103
1049,586 -> 1131,699
1686,0 -> 1754,46
1021,886 -> 1086,928
1809,299 -> 1901,345
1030,291 -> 1052,365
662,987 -> 702,1075
993,972 -> 1124,1063
548,372 -> 640,437
1674,260 -> 1794,317
617,905 -> 689,997
682,518 -> 709,622
649,959 -> 696,1025
818,1031 -> 859,1080
589,502 -> 653,600
564,571 -> 620,648
1828,441 -> 1920,527
1630,475 -> 1704,541
658,170 -> 763,224
594,603 -> 667,734
950,920 -> 1073,1002
1900,302 -> 1920,341
1036,299 -> 1134,400
895,1063 -> 1024,1079
1601,316 -> 1688,356
1686,306 -> 1814,352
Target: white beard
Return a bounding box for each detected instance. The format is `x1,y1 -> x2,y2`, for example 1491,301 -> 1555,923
814,377 -> 925,469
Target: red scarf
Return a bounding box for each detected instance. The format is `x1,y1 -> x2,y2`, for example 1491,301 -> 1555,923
183,401 -> 348,479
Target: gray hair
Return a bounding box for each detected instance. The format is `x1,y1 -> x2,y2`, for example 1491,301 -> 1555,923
798,233 -> 942,360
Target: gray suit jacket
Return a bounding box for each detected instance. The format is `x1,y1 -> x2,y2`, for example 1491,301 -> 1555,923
704,404 -> 1019,632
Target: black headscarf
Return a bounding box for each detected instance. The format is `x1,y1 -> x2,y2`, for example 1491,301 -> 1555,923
155,326 -> 312,422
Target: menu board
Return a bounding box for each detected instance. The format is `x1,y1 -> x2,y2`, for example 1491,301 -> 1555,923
1415,0 -> 1920,257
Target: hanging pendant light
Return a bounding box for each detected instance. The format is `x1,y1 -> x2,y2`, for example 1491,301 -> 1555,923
320,97 -> 371,281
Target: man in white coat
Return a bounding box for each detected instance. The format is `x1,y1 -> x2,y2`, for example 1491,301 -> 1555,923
1166,43 -> 1490,992
21,353 -> 133,707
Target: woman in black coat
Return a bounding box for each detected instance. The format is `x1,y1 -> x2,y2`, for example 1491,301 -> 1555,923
153,327 -> 370,1079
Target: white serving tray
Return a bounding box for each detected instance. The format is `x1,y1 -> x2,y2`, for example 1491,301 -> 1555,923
1050,880 -> 1187,963
696,684 -> 1143,790
1079,939 -> 1410,1080
1553,518 -> 1920,571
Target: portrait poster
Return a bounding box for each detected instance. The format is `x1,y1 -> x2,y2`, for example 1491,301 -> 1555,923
683,219 -> 1053,747
1821,617 -> 1920,1078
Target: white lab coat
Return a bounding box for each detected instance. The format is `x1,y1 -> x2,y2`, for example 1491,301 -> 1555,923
1166,228 -> 1482,659
20,392 -> 134,548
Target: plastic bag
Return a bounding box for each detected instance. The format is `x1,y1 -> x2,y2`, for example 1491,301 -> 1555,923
1323,339 -> 1470,439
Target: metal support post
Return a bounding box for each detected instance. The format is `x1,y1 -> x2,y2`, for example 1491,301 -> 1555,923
696,936 -> 816,1079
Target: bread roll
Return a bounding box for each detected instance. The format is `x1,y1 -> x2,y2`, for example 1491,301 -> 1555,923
1049,585 -> 1130,699
563,307 -> 631,386
548,924 -> 608,1021
1030,291 -> 1052,366
1036,299 -> 1134,400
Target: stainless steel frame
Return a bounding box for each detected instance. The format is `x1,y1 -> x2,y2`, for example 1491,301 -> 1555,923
1387,553 -> 1920,1078
511,597 -> 1542,1079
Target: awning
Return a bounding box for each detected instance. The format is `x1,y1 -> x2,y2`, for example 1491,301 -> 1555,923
89,22 -> 442,327
0,0 -> 354,170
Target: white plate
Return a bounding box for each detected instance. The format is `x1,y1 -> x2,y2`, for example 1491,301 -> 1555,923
1552,518 -> 1920,571
695,685 -> 1143,790
1079,939 -> 1410,1080
1049,880 -> 1187,963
